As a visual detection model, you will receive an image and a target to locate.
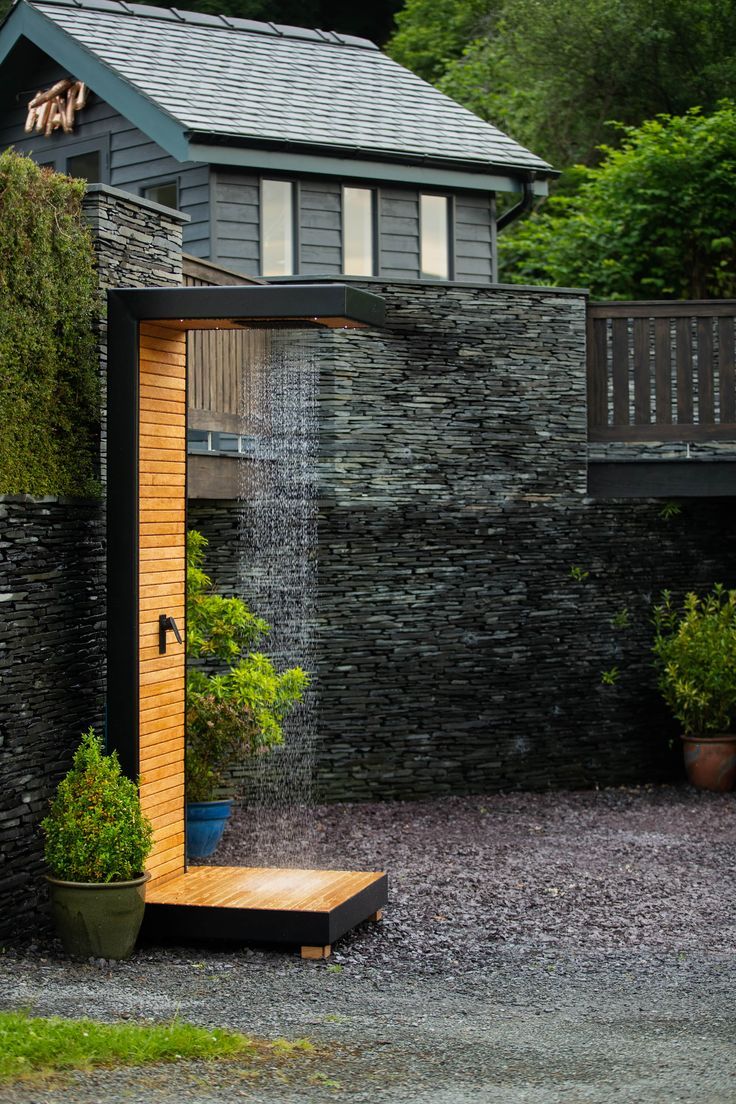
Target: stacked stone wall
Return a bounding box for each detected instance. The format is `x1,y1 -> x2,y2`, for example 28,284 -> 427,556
0,497 -> 103,936
192,281 -> 736,801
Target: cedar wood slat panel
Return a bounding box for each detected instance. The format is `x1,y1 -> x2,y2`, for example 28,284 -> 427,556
138,322 -> 187,885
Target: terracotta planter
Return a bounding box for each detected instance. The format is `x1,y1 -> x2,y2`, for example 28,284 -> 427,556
46,872 -> 150,960
681,734 -> 736,792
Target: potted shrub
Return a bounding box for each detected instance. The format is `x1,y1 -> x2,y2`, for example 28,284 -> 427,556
652,585 -> 736,791
41,728 -> 153,959
186,531 -> 308,858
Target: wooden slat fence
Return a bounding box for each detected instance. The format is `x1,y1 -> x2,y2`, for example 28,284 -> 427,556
587,300 -> 736,441
183,255 -> 270,433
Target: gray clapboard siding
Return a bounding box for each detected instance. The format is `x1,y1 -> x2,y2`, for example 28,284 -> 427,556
380,188 -> 420,279
0,55 -> 210,256
212,170 -> 260,275
455,194 -> 493,282
300,182 -> 342,275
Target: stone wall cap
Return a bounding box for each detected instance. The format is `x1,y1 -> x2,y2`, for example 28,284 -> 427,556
0,494 -> 102,505
83,184 -> 191,223
265,274 -> 589,297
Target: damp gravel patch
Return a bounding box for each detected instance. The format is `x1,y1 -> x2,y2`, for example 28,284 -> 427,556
1,785 -> 734,1103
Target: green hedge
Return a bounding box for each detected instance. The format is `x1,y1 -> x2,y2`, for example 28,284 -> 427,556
0,150 -> 99,495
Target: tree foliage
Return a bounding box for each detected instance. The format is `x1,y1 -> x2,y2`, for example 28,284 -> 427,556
41,729 -> 153,883
186,530 -> 308,802
389,0 -> 736,168
498,105 -> 736,299
0,150 -> 99,495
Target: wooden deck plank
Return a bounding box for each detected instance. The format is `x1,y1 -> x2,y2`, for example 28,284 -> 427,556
147,867 -> 387,912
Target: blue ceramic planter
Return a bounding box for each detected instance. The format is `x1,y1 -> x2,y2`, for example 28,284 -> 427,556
186,800 -> 232,859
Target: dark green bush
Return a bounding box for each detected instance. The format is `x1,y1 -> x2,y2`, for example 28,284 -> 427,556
0,150 -> 99,495
41,729 -> 153,882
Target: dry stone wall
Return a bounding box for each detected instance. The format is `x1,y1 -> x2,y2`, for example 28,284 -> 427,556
193,280 -> 736,802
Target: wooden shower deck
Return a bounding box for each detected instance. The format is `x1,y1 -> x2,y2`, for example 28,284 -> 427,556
144,866 -> 388,958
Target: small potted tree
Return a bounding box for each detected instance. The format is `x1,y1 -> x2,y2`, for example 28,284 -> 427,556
186,531 -> 308,858
41,728 -> 153,959
652,585 -> 736,791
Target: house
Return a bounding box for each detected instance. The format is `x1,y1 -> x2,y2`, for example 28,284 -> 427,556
0,0 -> 554,284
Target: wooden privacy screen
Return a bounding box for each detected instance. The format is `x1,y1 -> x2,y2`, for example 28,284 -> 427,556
138,322 -> 187,884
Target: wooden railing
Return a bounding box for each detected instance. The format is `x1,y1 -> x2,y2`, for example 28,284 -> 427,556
587,300 -> 736,441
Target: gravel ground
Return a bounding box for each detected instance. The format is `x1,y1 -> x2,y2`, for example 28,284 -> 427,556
1,785 -> 735,1104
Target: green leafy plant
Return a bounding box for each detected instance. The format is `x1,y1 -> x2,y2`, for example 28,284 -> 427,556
499,103 -> 736,299
569,565 -> 589,583
41,729 -> 152,882
659,500 -> 683,521
0,150 -> 99,495
610,608 -> 630,630
186,531 -> 309,802
652,585 -> 736,736
601,666 -> 620,686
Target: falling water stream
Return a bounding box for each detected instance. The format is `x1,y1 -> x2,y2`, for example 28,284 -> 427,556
236,330 -> 318,867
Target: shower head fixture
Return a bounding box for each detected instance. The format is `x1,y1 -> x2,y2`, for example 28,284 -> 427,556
109,283 -> 385,331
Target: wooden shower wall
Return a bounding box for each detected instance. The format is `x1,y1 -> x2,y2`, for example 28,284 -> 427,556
138,322 -> 188,884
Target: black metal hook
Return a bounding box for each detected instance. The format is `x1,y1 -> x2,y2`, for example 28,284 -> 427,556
159,614 -> 183,654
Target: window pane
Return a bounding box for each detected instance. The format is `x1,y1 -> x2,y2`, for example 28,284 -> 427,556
420,194 -> 449,280
262,179 -> 293,276
343,187 -> 374,276
66,150 -> 100,182
144,181 -> 178,209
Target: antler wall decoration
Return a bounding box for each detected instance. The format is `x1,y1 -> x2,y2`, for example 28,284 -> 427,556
25,79 -> 88,137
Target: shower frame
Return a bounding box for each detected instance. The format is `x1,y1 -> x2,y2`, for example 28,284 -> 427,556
106,282 -> 387,955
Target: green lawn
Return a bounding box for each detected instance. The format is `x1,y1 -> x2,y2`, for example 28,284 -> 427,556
0,1010 -> 266,1082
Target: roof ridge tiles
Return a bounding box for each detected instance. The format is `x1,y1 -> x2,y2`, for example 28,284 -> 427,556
28,0 -> 379,48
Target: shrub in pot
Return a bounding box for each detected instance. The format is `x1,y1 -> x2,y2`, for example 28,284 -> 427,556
41,728 -> 153,959
652,585 -> 736,791
186,531 -> 308,858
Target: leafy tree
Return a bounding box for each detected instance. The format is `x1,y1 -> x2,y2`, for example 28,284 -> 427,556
186,530 -> 308,801
499,104 -> 736,300
389,0 -> 736,168
387,0 -> 493,83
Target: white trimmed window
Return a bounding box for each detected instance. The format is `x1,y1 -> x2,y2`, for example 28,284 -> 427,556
420,193 -> 450,280
261,179 -> 294,276
343,186 -> 374,276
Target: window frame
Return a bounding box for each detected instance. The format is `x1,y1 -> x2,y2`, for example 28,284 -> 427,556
142,178 -> 180,211
260,177 -> 298,278
33,134 -> 110,183
419,191 -> 455,282
341,184 -> 377,278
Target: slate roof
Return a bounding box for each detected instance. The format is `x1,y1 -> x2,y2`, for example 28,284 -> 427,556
17,0 -> 553,177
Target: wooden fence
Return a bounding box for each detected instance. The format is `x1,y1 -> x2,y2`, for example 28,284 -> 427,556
183,255 -> 269,434
587,300 -> 736,441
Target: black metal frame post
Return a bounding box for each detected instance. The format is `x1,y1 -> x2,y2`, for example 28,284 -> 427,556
106,282 -> 385,780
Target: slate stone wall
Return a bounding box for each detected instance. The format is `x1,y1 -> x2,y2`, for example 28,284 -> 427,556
0,188 -> 184,939
192,280 -> 736,802
0,496 -> 104,938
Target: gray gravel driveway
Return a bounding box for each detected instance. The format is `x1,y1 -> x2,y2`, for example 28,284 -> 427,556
1,786 -> 734,1103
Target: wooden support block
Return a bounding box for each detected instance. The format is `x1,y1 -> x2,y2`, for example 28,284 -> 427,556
301,945 -> 332,960
369,910 -> 383,922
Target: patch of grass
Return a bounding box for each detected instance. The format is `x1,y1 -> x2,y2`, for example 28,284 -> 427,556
0,1010 -> 255,1083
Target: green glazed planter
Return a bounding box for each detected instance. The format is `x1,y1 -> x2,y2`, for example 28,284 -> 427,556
45,872 -> 150,960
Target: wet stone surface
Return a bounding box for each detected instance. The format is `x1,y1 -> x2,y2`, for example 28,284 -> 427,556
1,786 -> 734,1103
